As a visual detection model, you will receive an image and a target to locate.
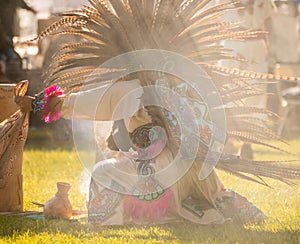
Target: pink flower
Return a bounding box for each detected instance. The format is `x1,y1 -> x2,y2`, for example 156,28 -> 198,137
42,85 -> 64,123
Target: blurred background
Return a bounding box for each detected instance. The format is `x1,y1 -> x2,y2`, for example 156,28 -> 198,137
0,0 -> 300,139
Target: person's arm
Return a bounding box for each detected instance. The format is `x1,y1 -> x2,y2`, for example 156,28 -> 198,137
15,79 -> 143,121
61,79 -> 143,121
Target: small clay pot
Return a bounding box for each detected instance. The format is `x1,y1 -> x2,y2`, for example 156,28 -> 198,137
44,182 -> 72,219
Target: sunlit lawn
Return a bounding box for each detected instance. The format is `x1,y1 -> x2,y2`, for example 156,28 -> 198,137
0,131 -> 299,243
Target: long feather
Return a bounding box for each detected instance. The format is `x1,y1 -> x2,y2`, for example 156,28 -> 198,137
217,159 -> 300,186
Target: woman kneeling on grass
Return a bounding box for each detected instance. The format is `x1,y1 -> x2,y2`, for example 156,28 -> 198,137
14,0 -> 300,226
15,76 -> 299,226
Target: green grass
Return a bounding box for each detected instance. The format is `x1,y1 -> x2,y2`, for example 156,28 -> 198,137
0,134 -> 299,243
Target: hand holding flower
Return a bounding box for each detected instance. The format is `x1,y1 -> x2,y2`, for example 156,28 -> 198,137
14,85 -> 64,123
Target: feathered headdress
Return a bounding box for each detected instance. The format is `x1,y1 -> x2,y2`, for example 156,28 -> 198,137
33,0 -> 300,186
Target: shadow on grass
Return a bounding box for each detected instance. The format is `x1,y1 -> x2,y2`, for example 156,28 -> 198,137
165,222 -> 300,243
0,217 -> 299,243
24,129 -> 75,151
